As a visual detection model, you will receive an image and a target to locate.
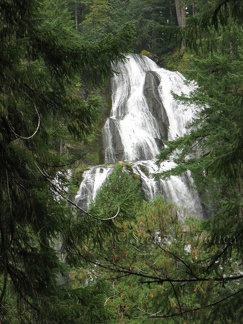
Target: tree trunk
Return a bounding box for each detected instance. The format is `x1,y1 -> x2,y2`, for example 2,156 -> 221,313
174,0 -> 186,28
75,4 -> 78,30
174,0 -> 186,57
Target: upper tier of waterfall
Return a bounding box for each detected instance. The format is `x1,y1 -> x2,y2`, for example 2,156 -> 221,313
75,54 -> 203,219
103,54 -> 198,163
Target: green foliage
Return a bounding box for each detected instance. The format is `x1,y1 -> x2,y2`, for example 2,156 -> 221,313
69,190 -> 243,322
39,280 -> 114,324
90,164 -> 143,215
0,0 -> 134,321
67,164 -> 144,261
79,0 -> 178,58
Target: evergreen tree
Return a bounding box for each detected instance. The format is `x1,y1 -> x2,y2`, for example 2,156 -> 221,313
72,183 -> 242,322
68,163 -> 144,261
0,0 -> 134,321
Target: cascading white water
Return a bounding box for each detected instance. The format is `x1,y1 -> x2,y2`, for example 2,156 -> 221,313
75,54 -> 203,219
103,55 -> 162,162
75,166 -> 113,211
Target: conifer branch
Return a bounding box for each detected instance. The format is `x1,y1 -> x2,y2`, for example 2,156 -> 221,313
156,244 -> 198,279
169,281 -> 183,316
145,288 -> 243,319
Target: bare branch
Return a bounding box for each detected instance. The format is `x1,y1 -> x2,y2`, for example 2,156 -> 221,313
78,252 -> 243,284
8,101 -> 41,140
205,228 -> 243,272
156,244 -> 199,279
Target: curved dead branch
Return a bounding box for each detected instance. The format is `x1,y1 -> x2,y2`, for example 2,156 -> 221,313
8,101 -> 41,140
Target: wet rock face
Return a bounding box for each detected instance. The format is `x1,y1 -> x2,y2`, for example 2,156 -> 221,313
144,71 -> 169,141
104,118 -> 124,162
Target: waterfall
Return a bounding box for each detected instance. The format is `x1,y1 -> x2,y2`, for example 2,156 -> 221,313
75,54 -> 203,219
75,166 -> 113,211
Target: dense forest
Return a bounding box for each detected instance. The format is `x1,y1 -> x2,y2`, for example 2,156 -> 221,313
0,0 -> 243,323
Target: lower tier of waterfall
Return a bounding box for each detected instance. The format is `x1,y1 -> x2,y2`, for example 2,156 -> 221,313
75,160 -> 203,219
